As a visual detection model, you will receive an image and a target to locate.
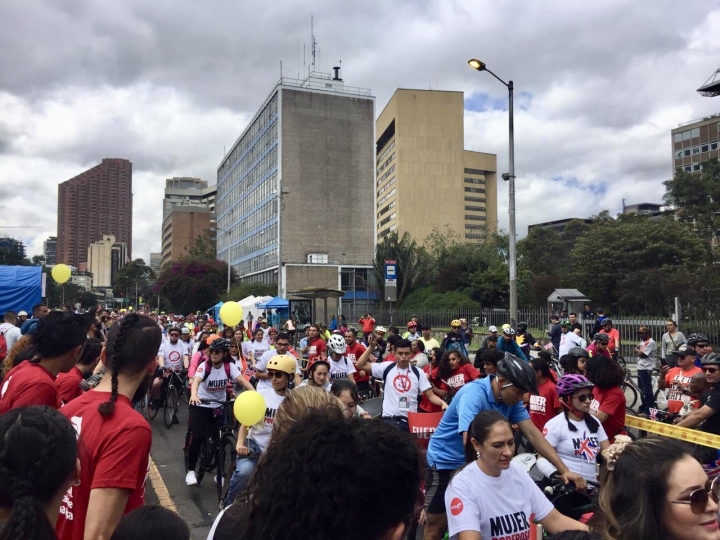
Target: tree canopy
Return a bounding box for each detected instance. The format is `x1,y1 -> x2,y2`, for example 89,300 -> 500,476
154,259 -> 227,313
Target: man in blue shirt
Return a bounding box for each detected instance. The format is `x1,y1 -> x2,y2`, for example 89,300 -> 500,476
423,353 -> 586,540
496,327 -> 528,361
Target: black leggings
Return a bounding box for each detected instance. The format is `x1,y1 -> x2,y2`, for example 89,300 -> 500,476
187,405 -> 216,471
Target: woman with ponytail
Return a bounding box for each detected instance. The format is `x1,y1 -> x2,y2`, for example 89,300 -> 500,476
537,374 -> 610,482
55,313 -> 162,540
0,406 -> 79,540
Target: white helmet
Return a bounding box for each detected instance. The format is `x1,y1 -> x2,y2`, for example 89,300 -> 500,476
328,334 -> 347,355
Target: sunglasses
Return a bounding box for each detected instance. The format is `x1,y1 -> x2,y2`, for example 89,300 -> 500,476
451,326 -> 460,329
702,367 -> 720,374
670,477 -> 720,514
267,371 -> 285,379
697,343 -> 710,348
169,333 -> 180,338
573,392 -> 595,403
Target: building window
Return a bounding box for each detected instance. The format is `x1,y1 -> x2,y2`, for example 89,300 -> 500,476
702,144 -> 709,153
684,149 -> 691,157
464,177 -> 485,185
685,165 -> 692,172
465,205 -> 486,212
693,163 -> 701,172
464,168 -> 485,175
306,253 -> 328,264
465,224 -> 483,230
675,150 -> 683,159
683,131 -> 692,141
465,233 -> 484,239
693,146 -> 700,155
465,196 -> 486,203
465,187 -> 486,194
712,142 -> 719,151
465,215 -> 486,221
674,133 -> 683,143
692,128 -> 700,138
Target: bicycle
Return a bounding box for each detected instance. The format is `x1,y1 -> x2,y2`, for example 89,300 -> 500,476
183,399 -> 237,503
148,368 -> 186,429
134,392 -> 149,420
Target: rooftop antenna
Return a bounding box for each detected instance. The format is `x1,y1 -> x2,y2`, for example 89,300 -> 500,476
311,13 -> 317,73
297,38 -> 300,79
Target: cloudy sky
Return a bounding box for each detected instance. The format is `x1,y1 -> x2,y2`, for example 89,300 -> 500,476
1,0 -> 719,262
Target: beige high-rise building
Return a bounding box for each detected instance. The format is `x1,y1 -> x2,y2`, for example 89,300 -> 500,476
87,234 -> 128,289
670,113 -> 720,175
375,89 -> 497,244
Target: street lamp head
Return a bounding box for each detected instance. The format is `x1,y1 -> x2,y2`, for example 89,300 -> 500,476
468,59 -> 486,71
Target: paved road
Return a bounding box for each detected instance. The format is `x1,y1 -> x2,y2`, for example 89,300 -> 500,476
146,400 -> 221,540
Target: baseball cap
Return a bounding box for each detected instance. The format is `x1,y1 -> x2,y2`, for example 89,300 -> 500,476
489,325 -> 498,332
672,344 -> 696,357
18,311 -> 28,317
181,327 -> 190,335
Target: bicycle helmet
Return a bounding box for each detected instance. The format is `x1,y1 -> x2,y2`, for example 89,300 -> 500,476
496,353 -> 539,395
560,319 -> 570,327
307,358 -> 331,373
266,354 -> 298,375
205,334 -> 220,346
594,333 -> 609,343
502,327 -> 516,337
375,326 -> 387,334
568,347 -> 590,359
407,321 -> 417,329
602,319 -> 613,327
556,374 -> 594,397
209,338 -> 231,352
688,333 -> 709,345
450,319 -> 462,328
327,334 -> 347,355
701,352 -> 720,367
516,322 -> 528,333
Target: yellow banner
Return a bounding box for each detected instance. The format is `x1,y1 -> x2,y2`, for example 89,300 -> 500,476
625,416 -> 720,449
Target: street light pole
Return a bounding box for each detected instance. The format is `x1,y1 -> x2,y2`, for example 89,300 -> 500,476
211,224 -> 232,295
468,59 -> 518,323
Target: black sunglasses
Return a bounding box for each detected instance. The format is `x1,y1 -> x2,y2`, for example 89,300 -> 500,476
670,477 -> 720,514
267,371 -> 285,379
702,367 -> 720,374
169,333 -> 180,337
573,392 -> 594,403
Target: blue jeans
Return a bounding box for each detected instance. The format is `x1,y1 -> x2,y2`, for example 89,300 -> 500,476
223,438 -> 262,508
637,369 -> 654,415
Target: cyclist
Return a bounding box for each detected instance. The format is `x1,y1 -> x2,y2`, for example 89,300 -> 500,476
356,336 -> 447,431
537,374 -> 609,482
370,325 -> 388,362
515,321 -> 538,358
528,356 -> 560,431
561,346 -> 590,375
403,321 -> 421,341
659,344 -> 701,414
441,320 -> 469,357
255,333 -> 303,389
599,318 -> 621,359
558,320 -> 585,357
186,338 -> 254,486
423,354 -> 586,540
180,327 -> 195,355
302,324 -> 327,364
444,411 -> 588,539
332,379 -> 371,419
300,358 -> 332,392
436,350 -> 480,396
243,328 -> 271,364
325,333 -> 356,382
585,355 -> 626,443
344,328 -> 368,389
223,353 -> 295,506
151,326 -> 189,418
419,347 -> 447,413
496,326 -> 528,361
55,313 -> 162,540
688,333 -> 713,368
586,332 -> 611,358
678,353 -> 720,440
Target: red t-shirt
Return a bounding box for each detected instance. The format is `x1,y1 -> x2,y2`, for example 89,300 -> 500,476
345,341 -> 368,383
600,328 -> 621,353
420,364 -> 445,413
589,386 -> 626,443
664,366 -> 702,414
586,343 -> 611,359
56,392 -> 152,540
444,364 -> 480,392
0,360 -> 61,414
529,378 -> 560,431
359,317 -> 375,333
307,337 -> 327,363
56,366 -> 84,405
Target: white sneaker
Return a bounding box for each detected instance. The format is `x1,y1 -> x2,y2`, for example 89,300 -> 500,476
185,471 -> 198,486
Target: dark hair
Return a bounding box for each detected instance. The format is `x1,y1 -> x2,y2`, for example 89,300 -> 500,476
421,325 -> 431,331
344,328 -> 358,337
0,406 -> 78,540
331,379 -> 360,404
667,319 -> 677,327
275,332 -> 290,343
530,357 -> 556,383
464,411 -> 512,463
559,354 -> 583,375
389,326 -> 400,336
218,413 -> 420,540
223,327 -> 235,339
30,311 -> 87,359
598,438 -> 691,540
31,304 -> 45,316
545,532 -> 601,540
78,337 -> 103,367
438,350 -> 470,379
550,315 -> 559,322
394,338 -> 411,350
430,347 -> 444,366
585,356 -> 625,389
569,312 -> 577,317
254,328 -> 265,337
98,314 -> 162,417
480,348 -> 504,367
233,327 -> 245,342
413,339 -> 426,352
537,350 -> 553,363
309,324 -> 321,334
110,505 -> 190,540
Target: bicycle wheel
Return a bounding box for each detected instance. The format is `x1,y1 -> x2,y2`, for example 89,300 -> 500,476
218,433 -> 236,503
164,386 -> 178,429
195,438 -> 207,483
148,389 -> 159,420
622,380 -> 639,411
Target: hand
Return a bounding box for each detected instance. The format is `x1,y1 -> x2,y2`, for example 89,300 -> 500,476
236,442 -> 250,456
441,402 -> 448,411
189,395 -> 201,406
660,365 -> 669,375
561,470 -> 587,491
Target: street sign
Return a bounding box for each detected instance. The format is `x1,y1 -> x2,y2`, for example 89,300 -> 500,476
384,260 -> 397,302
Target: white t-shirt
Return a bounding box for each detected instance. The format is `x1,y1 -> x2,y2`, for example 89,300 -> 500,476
248,387 -> 285,452
158,340 -> 187,371
558,331 -> 584,358
255,349 -> 302,390
0,323 -> 21,352
181,338 -> 194,356
538,414 -> 607,481
193,361 -> 241,407
370,361 -> 431,417
329,356 -> 356,381
244,340 -> 271,360
298,379 -> 332,392
445,461 -> 554,540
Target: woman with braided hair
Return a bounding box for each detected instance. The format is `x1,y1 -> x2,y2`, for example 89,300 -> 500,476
0,406 -> 79,540
55,313 -> 162,540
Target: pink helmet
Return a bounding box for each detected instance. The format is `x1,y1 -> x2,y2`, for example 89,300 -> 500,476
556,374 -> 594,397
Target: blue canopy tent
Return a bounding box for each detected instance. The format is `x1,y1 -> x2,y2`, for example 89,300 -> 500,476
257,296 -> 289,327
0,266 -> 42,313
207,301 -> 223,322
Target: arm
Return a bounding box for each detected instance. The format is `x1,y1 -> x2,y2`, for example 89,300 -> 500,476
539,508 -> 588,534
658,369 -> 670,391
182,354 -> 189,369
294,372 -> 303,387
422,388 -> 448,410
590,408 -> 610,423
355,340 -> 377,374
677,405 -> 717,428
189,376 -> 202,405
518,419 -> 587,489
457,533 -> 481,540
235,374 -> 254,392
661,335 -> 667,361
348,372 -> 355,383
157,355 -> 166,369
236,424 -> 250,455
84,488 -> 131,540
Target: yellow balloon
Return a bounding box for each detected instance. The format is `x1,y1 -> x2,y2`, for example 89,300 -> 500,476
220,301 -> 243,327
234,390 -> 266,426
51,264 -> 71,284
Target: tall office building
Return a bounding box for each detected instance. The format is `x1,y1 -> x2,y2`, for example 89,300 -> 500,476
87,234 -> 128,288
671,113 -> 720,174
149,252 -> 162,276
57,159 -> 132,267
375,89 -> 497,243
43,236 -> 57,265
162,177 -> 216,219
216,70 -> 376,317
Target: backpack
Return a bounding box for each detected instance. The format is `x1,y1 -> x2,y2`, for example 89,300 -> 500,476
202,359 -> 232,382
0,328 -> 8,361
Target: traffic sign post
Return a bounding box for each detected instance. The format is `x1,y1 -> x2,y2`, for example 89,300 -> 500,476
384,260 -> 397,323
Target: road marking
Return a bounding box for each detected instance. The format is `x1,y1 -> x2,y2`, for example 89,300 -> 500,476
148,456 -> 177,512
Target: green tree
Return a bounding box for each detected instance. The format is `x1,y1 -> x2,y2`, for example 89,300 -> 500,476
373,232 -> 432,306
32,254 -> 46,266
154,259 -> 227,313
664,158 -> 720,259
112,259 -> 157,307
401,287 -> 478,310
184,227 -> 217,261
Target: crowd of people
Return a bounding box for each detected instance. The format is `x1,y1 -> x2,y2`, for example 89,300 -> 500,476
1,304 -> 720,540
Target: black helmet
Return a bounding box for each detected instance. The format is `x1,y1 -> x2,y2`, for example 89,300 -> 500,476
568,347 -> 590,359
594,333 -> 609,343
701,352 -> 720,367
209,338 -> 231,352
602,319 -> 613,327
496,353 -> 539,395
687,333 -> 709,345
516,322 -> 528,333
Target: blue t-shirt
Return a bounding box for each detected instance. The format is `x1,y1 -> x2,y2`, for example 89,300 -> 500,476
426,376 -> 530,470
